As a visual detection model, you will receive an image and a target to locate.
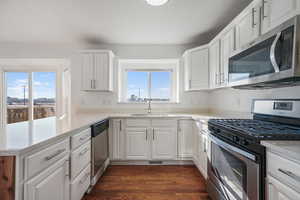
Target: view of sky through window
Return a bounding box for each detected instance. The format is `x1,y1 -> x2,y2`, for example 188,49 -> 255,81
127,71 -> 171,102
6,72 -> 56,124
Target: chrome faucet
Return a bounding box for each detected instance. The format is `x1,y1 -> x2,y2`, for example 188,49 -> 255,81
147,99 -> 152,114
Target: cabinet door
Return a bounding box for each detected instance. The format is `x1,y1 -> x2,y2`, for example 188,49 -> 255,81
81,53 -> 95,91
220,28 -> 235,86
209,40 -> 221,88
125,128 -> 149,160
109,119 -> 124,160
185,47 -> 209,91
24,156 -> 69,200
152,128 -> 177,160
267,176 -> 300,200
94,52 -> 110,91
178,120 -> 194,158
235,3 -> 260,49
262,0 -> 298,34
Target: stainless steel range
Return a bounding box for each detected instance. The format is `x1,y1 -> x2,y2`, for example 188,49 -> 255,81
207,99 -> 300,200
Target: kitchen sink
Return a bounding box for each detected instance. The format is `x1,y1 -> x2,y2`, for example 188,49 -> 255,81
129,113 -> 174,117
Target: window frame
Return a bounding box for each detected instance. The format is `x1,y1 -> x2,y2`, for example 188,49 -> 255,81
0,59 -> 70,129
118,59 -> 179,103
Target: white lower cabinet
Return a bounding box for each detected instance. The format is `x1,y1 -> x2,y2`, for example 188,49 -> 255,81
71,164 -> 91,200
125,128 -> 149,160
152,128 -> 177,160
24,156 -> 70,200
178,120 -> 194,158
268,176 -> 300,200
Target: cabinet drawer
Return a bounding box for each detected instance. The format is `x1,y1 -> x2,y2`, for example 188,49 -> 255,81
126,119 -> 151,127
71,164 -> 91,200
71,141 -> 91,180
71,128 -> 91,150
267,152 -> 300,192
151,119 -> 177,127
25,139 -> 69,180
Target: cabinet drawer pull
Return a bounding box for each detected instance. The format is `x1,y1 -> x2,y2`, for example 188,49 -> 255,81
252,8 -> 257,28
79,135 -> 90,141
262,0 -> 268,19
45,149 -> 65,161
80,173 -> 91,184
278,168 -> 300,183
79,148 -> 90,156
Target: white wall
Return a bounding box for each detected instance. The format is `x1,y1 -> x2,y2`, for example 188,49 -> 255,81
0,43 -> 210,114
208,86 -> 300,114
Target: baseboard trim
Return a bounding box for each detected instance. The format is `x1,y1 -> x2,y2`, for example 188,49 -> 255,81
110,160 -> 194,165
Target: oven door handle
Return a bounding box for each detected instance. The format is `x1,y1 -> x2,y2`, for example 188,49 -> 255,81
209,134 -> 257,162
270,32 -> 281,73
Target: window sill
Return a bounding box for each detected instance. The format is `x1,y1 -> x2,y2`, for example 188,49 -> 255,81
117,101 -> 180,105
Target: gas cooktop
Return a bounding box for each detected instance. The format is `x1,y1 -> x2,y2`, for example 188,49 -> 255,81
208,119 -> 300,140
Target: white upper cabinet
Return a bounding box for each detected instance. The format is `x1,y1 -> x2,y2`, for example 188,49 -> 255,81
235,0 -> 261,49
261,0 -> 300,34
81,50 -> 114,92
209,40 -> 221,89
183,46 -> 209,91
220,28 -> 235,87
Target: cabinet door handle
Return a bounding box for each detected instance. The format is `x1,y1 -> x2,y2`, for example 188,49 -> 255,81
65,159 -> 69,177
93,80 -> 96,89
45,149 -> 65,161
79,147 -> 90,156
262,0 -> 268,19
119,120 -> 122,131
278,168 -> 300,183
146,129 -> 148,140
189,80 -> 192,89
90,80 -> 93,89
252,8 -> 257,28
153,128 -> 155,140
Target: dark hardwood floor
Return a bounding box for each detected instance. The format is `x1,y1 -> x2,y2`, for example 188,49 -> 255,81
83,165 -> 209,200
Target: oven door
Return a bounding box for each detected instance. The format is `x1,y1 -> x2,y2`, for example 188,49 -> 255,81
207,134 -> 260,200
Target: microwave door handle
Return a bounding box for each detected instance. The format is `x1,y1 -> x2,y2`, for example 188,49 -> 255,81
270,32 -> 281,73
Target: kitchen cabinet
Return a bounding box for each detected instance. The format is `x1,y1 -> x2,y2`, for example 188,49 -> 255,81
24,156 -> 69,200
220,28 -> 235,87
151,128 -> 177,160
81,50 -> 114,92
193,120 -> 208,179
268,176 -> 300,200
125,128 -> 149,160
183,46 -> 209,91
109,119 -> 124,160
209,40 -> 221,89
235,0 -> 261,49
178,120 -> 194,158
261,0 -> 299,34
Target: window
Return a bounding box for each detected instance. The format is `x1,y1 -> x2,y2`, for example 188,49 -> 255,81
5,71 -> 56,124
119,59 -> 179,103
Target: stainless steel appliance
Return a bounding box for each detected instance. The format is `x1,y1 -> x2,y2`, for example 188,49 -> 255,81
228,16 -> 300,89
207,99 -> 300,200
91,119 -> 109,186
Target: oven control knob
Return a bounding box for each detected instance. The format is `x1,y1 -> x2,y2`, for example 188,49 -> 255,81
233,136 -> 239,142
241,139 -> 249,145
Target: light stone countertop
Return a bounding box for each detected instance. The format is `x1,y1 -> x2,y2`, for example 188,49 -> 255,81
261,141 -> 300,164
0,112 -> 251,156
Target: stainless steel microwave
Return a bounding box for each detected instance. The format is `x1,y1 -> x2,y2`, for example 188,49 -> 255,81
228,15 -> 300,89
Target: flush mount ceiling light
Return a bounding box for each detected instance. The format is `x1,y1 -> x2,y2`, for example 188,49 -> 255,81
145,0 -> 169,6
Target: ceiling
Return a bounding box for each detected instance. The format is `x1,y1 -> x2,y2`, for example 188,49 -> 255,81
0,0 -> 252,45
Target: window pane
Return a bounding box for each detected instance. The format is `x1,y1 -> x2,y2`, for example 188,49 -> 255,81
33,72 -> 56,120
6,72 -> 29,124
127,71 -> 148,102
151,71 -> 171,101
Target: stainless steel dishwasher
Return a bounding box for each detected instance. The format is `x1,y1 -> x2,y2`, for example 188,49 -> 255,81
91,119 -> 109,186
